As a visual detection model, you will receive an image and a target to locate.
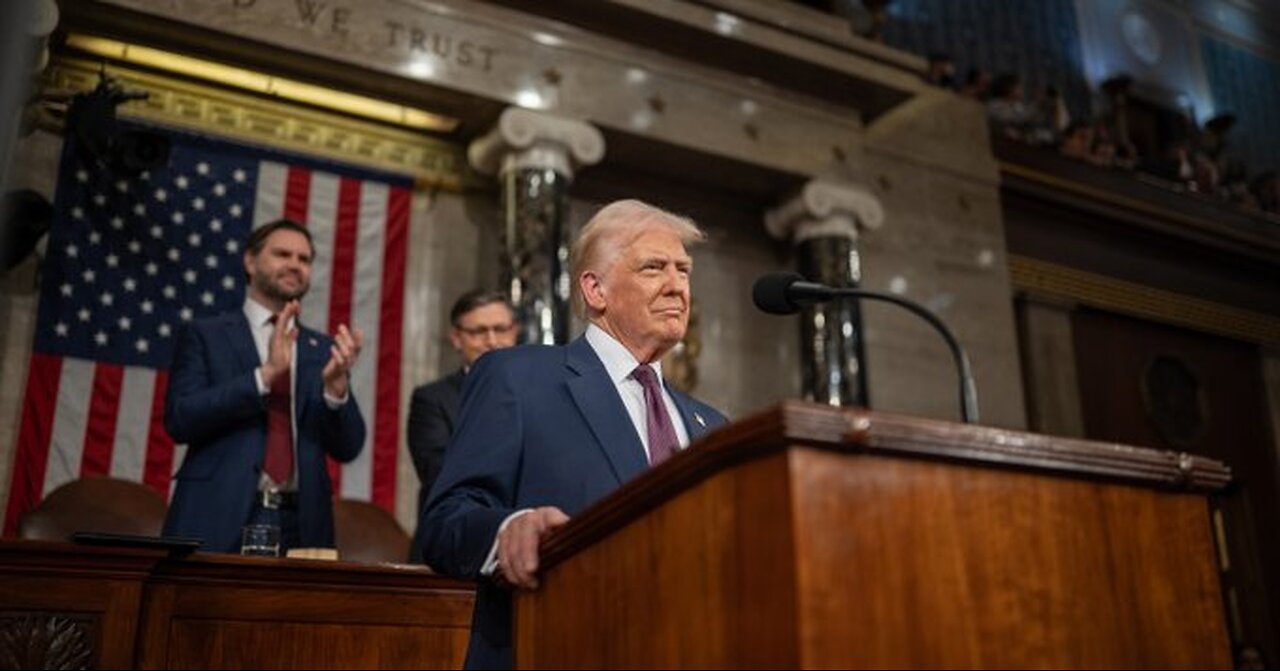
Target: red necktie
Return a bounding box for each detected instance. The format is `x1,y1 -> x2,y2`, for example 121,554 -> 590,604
633,365 -> 679,466
264,318 -> 293,484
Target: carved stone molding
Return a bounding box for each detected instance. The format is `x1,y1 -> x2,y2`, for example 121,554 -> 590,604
48,57 -> 469,189
1010,255 -> 1280,347
0,613 -> 95,670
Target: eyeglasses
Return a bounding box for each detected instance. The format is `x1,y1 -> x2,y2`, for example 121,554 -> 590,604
456,323 -> 517,338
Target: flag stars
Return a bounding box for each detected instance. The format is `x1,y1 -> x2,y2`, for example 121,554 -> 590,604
225,239 -> 238,253
211,219 -> 224,233
59,283 -> 73,297
133,203 -> 147,216
82,269 -> 96,284
158,323 -> 172,338
229,204 -> 243,218
213,183 -> 227,197
76,169 -> 89,183
115,180 -> 129,193
179,307 -> 193,322
140,171 -> 151,181
183,269 -> 198,284
92,193 -> 107,207
154,188 -> 168,202
196,162 -> 210,175
141,300 -> 154,314
163,285 -> 176,299
71,207 -> 84,220
100,292 -> 115,307
200,291 -> 215,305
77,308 -> 92,322
167,248 -> 181,262
128,240 -> 142,254
222,275 -> 236,290
94,331 -> 109,347
172,211 -> 185,225
64,244 -> 79,259
192,197 -> 205,211
145,262 -> 159,276
105,254 -> 119,268
135,338 -> 150,354
109,216 -> 124,230
117,316 -> 132,332
187,232 -> 202,247
150,225 -> 164,239
204,254 -> 218,269
233,169 -> 247,183
54,322 -> 69,337
122,277 -> 137,292
89,231 -> 103,244
175,175 -> 190,189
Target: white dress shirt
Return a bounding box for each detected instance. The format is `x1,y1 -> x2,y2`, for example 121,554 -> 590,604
584,323 -> 691,460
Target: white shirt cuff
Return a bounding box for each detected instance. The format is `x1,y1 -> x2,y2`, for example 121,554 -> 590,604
254,368 -> 269,395
323,389 -> 349,409
480,508 -> 534,576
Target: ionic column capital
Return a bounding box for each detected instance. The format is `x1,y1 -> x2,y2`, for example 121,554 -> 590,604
765,179 -> 884,243
468,107 -> 605,179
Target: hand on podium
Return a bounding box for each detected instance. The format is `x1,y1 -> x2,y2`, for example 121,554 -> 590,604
495,506 -> 569,590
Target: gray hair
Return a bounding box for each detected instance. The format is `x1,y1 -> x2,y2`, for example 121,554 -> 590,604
569,199 -> 705,317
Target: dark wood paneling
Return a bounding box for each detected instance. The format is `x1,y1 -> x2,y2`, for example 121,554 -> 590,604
0,542 -> 474,670
1073,308 -> 1279,666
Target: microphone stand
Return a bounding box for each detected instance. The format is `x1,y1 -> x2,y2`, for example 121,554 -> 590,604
797,284 -> 980,424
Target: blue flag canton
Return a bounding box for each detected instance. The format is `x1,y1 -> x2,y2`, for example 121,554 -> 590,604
36,137 -> 259,368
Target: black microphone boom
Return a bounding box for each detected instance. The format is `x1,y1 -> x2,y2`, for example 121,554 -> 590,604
752,272 -> 980,424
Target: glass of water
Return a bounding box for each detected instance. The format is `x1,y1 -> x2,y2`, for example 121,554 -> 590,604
240,523 -> 281,557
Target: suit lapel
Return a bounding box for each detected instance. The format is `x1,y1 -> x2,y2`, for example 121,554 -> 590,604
227,313 -> 262,372
669,390 -> 712,443
564,337 -> 649,485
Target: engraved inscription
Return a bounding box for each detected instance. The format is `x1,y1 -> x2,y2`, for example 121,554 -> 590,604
384,21 -> 498,72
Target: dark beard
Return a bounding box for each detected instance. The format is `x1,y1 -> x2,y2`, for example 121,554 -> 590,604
253,270 -> 308,303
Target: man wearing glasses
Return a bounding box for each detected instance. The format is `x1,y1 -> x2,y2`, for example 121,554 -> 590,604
407,289 -> 518,562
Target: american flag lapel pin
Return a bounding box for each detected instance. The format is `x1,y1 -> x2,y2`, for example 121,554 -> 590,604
694,412 -> 706,428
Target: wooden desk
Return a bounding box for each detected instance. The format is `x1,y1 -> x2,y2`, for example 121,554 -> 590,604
0,541 -> 474,669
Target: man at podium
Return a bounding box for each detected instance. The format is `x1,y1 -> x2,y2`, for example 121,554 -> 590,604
420,199 -> 728,669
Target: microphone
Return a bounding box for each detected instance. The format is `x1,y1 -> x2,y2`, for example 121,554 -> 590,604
752,272 -> 980,424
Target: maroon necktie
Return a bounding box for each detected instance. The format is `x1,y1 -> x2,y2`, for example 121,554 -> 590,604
264,317 -> 293,484
632,365 -> 679,466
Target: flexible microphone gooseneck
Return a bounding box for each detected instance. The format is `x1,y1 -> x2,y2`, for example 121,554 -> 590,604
753,271 -> 980,424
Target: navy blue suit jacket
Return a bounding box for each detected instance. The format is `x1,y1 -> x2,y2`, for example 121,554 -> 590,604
420,336 -> 728,670
162,311 -> 366,552
406,369 -> 464,563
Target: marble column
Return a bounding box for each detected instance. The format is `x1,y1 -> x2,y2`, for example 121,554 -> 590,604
765,180 -> 884,406
468,107 -> 604,344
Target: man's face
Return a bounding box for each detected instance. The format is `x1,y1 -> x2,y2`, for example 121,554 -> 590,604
590,227 -> 691,362
244,229 -> 313,304
450,302 -> 518,367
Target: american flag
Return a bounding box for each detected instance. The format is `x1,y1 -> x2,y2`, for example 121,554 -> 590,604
3,125 -> 409,535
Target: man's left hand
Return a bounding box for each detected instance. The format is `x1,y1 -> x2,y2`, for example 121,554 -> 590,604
323,323 -> 364,399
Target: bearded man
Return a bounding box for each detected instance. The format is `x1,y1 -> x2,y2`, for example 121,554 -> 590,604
163,218 -> 366,553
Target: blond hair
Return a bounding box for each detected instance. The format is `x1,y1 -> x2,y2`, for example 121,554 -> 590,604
570,199 -> 705,318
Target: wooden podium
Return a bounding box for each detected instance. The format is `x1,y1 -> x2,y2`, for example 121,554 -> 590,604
515,402 -> 1233,669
